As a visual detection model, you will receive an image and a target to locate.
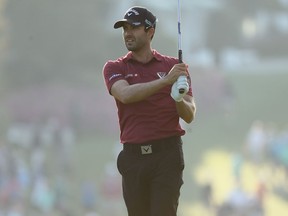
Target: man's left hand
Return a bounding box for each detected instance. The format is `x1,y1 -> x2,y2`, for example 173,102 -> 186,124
170,76 -> 189,102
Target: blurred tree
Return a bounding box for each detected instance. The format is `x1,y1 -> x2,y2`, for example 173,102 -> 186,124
2,0 -> 122,89
0,0 -> 8,94
206,0 -> 286,60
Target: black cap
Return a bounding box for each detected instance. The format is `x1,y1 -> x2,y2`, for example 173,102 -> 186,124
114,6 -> 157,29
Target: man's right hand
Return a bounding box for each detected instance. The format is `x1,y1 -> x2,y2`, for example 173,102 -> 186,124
165,63 -> 188,84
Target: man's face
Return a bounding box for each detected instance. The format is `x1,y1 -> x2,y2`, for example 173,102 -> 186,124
122,23 -> 152,52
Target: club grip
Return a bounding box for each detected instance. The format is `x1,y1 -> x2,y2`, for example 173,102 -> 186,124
178,49 -> 183,63
179,88 -> 185,94
178,50 -> 185,94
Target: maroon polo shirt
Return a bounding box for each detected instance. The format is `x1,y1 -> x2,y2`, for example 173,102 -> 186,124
103,50 -> 193,144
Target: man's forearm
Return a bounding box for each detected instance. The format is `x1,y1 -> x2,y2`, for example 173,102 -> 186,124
116,78 -> 169,104
176,96 -> 196,123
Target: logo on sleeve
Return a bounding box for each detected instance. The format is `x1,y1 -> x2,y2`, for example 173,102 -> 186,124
109,73 -> 122,81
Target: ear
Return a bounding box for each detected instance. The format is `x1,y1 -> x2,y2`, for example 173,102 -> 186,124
147,27 -> 155,39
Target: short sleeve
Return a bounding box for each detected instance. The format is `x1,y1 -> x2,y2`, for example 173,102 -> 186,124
102,61 -> 125,94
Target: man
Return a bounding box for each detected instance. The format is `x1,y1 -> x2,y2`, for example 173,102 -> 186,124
102,6 -> 196,216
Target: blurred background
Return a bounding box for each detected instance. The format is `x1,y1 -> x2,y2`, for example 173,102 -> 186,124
0,0 -> 288,215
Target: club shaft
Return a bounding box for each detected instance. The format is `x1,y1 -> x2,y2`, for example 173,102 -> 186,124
177,0 -> 185,94
177,0 -> 182,54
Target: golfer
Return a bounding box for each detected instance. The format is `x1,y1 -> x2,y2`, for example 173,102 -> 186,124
102,6 -> 196,216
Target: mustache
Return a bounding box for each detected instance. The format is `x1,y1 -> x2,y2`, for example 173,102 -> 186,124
124,36 -> 135,40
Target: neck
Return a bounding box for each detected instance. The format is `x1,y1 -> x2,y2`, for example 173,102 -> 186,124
131,48 -> 154,64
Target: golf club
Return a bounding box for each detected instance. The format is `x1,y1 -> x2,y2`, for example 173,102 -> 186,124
177,0 -> 186,94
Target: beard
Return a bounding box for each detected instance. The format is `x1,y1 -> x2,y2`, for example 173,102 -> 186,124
125,43 -> 136,51
125,41 -> 138,51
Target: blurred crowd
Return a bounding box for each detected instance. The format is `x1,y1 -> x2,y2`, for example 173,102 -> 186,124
0,117 -> 76,216
196,120 -> 288,216
245,120 -> 288,169
244,120 -> 288,205
0,118 -> 125,216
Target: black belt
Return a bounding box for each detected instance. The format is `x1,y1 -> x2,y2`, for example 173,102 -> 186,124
123,136 -> 182,155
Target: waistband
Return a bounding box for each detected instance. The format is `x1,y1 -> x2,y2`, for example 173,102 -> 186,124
123,136 -> 182,155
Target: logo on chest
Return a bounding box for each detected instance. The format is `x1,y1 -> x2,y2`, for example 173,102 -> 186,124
125,74 -> 139,79
125,72 -> 167,80
157,72 -> 167,79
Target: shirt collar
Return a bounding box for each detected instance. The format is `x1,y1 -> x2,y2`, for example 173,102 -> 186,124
123,50 -> 163,63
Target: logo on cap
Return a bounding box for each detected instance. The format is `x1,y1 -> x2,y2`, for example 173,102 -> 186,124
127,8 -> 140,16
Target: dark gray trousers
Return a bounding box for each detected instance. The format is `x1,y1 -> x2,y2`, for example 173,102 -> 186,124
117,136 -> 184,216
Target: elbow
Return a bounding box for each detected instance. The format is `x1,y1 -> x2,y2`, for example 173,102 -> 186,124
118,95 -> 134,104
119,97 -> 130,104
184,114 -> 194,124
182,98 -> 196,124
185,109 -> 196,124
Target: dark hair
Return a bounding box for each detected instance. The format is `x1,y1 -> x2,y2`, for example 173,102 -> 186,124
145,24 -> 156,40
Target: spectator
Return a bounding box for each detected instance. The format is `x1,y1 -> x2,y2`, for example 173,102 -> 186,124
245,120 -> 267,163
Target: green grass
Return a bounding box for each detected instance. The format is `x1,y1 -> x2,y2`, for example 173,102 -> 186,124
73,134 -> 119,183
228,72 -> 288,124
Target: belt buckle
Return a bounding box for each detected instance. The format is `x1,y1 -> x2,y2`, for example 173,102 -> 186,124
141,145 -> 152,154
